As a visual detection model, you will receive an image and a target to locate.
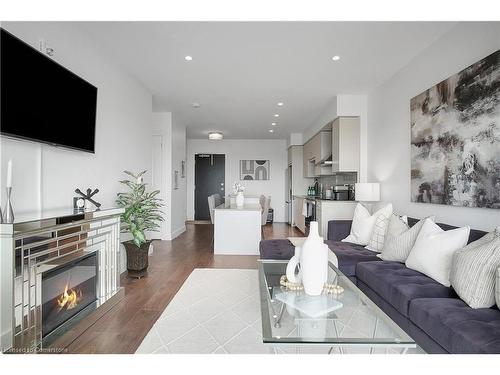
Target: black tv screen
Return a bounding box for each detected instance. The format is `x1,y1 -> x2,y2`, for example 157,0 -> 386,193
0,28 -> 97,153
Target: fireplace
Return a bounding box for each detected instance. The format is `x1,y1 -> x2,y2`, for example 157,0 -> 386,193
1,208 -> 123,352
41,252 -> 98,338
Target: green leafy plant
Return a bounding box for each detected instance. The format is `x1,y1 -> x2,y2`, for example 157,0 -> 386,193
116,170 -> 164,247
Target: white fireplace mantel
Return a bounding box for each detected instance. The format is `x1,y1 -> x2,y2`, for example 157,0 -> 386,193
0,207 -> 124,352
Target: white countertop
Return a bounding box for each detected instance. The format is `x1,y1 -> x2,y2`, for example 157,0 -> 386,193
215,202 -> 262,212
293,195 -> 357,203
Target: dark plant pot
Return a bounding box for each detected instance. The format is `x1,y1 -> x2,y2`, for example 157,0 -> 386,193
124,240 -> 151,278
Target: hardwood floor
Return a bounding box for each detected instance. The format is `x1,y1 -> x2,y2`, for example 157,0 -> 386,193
61,222 -> 302,353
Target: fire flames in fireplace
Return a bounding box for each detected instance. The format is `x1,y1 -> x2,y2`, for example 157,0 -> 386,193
57,285 -> 81,311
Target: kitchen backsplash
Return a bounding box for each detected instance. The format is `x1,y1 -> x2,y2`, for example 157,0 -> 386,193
318,172 -> 357,187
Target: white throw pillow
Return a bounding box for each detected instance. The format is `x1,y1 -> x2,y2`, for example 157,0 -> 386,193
378,216 -> 433,262
406,218 -> 470,287
365,204 -> 394,252
342,203 -> 392,246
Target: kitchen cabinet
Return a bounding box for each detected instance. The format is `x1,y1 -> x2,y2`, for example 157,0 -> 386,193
289,146 -> 309,196
293,197 -> 306,234
288,146 -> 310,228
303,130 -> 332,177
302,139 -> 313,177
331,117 -> 360,173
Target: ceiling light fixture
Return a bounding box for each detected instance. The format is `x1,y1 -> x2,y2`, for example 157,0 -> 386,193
274,114 -> 279,117
208,132 -> 223,140
184,55 -> 193,61
271,122 -> 276,126
277,102 -> 284,106
332,55 -> 340,61
191,102 -> 201,108
269,129 -> 274,133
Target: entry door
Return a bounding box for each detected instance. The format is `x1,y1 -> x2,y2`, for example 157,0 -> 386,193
195,154 -> 225,220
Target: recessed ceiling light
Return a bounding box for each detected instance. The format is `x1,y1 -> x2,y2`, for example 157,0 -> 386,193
274,114 -> 279,117
184,55 -> 193,61
277,102 -> 284,106
208,132 -> 223,140
191,102 -> 201,108
271,122 -> 276,126
332,55 -> 340,61
269,129 -> 274,133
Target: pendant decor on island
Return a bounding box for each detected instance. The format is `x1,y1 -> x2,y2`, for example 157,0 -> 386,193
233,182 -> 245,207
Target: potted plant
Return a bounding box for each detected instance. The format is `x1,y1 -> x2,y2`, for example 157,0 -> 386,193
116,170 -> 164,278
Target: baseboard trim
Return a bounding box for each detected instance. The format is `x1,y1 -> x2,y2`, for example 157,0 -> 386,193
169,225 -> 186,240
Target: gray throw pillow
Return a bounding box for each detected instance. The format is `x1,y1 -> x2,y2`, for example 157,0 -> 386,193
379,216 -> 427,262
450,229 -> 500,309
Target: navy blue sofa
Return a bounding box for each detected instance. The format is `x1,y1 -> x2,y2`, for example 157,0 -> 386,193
259,218 -> 500,354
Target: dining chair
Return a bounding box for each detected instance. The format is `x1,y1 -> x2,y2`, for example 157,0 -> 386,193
260,195 -> 271,237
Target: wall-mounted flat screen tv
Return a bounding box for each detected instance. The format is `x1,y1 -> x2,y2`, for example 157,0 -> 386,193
0,28 -> 98,153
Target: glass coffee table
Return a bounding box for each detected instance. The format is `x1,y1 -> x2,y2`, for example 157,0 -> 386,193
258,260 -> 417,353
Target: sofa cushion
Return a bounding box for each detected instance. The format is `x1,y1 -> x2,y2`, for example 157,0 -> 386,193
409,298 -> 500,354
259,239 -> 381,278
327,220 -> 352,241
259,239 -> 295,260
356,261 -> 455,317
406,217 -> 487,245
324,240 -> 381,277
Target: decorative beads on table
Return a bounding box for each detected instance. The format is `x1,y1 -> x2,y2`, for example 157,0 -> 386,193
324,283 -> 344,295
279,275 -> 344,295
280,275 -> 303,291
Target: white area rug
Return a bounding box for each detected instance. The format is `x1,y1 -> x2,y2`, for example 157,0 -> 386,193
136,269 -> 265,354
136,268 -> 423,354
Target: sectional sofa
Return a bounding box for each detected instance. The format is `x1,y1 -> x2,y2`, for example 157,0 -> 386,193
259,218 -> 500,354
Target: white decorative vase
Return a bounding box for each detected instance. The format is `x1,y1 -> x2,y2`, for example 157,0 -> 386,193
235,192 -> 244,207
286,246 -> 302,283
300,221 -> 328,296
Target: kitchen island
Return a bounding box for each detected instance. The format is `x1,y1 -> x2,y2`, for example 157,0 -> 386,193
214,201 -> 262,255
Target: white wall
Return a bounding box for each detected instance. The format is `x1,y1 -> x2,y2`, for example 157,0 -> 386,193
152,112 -> 187,240
0,22 -> 153,215
152,113 -> 172,240
302,94 -> 368,182
171,114 -> 187,237
303,97 -> 337,143
289,133 -> 303,147
367,22 -> 500,231
186,139 -> 288,222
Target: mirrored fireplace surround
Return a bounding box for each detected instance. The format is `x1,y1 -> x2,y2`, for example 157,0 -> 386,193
0,207 -> 124,352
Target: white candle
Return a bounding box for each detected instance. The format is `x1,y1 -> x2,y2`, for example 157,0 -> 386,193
6,158 -> 12,188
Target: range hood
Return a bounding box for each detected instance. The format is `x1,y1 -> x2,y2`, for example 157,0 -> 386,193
319,155 -> 333,167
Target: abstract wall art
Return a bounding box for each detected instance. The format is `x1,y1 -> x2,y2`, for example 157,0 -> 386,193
240,160 -> 270,180
410,50 -> 500,209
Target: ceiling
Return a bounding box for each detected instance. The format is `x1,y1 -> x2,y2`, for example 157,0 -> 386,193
79,22 -> 456,139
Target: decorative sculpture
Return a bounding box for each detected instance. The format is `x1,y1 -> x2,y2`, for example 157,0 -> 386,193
74,188 -> 101,210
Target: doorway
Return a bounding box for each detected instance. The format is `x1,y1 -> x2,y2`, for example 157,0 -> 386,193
195,154 -> 225,220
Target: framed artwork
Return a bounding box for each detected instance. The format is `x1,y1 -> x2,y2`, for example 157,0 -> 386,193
410,50 -> 500,209
240,160 -> 270,180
